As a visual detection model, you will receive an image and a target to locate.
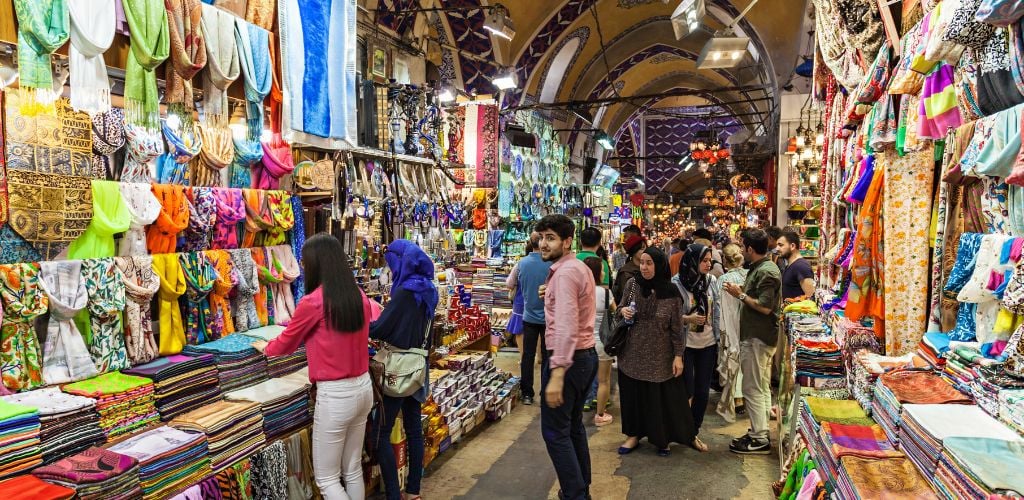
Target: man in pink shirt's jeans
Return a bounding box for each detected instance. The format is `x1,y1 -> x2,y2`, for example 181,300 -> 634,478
536,214 -> 597,500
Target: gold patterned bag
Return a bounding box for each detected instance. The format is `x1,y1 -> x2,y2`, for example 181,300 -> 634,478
6,170 -> 93,260
4,92 -> 95,177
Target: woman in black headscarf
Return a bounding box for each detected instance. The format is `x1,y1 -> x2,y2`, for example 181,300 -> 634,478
616,247 -> 697,457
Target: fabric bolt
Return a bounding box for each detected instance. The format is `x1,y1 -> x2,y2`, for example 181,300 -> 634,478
164,0 -> 207,107
289,195 -> 306,302
116,256 -> 160,365
229,248 -> 260,332
879,370 -> 973,404
121,121 -> 165,182
200,4 -> 240,123
148,184 -> 191,254
122,0 -> 170,128
207,250 -> 237,338
192,123 -> 234,186
182,187 -> 218,252
154,253 -> 188,356
180,252 -> 218,345
157,119 -> 203,185
38,261 -> 98,385
68,0 -> 115,115
0,263 -> 47,391
118,182 -> 161,256
91,109 -> 126,180
12,0 -> 69,111
80,258 -> 129,373
68,180 -> 133,260
5,169 -> 93,261
213,188 -> 246,249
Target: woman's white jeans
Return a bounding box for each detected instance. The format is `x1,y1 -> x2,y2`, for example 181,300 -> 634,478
313,373 -> 374,500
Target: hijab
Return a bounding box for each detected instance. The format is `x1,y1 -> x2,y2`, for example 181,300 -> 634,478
634,247 -> 680,299
385,239 -> 439,314
679,243 -> 712,315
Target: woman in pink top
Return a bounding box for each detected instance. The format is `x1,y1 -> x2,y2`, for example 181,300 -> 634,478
253,233 -> 376,500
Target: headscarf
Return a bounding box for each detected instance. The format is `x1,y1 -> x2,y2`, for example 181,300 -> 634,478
385,239 -> 439,314
678,243 -> 712,315
634,248 -> 680,299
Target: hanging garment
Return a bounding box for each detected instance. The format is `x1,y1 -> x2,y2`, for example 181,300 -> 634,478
263,191 -> 294,245
121,121 -> 165,182
269,246 -> 299,324
12,0 -> 70,114
5,93 -> 96,177
250,247 -> 276,326
191,123 -> 233,186
81,258 -> 129,373
250,441 -> 287,500
982,177 -> 1012,235
91,108 -> 126,179
241,189 -> 274,248
182,186 -> 218,252
0,263 -> 47,391
0,96 -> 7,228
115,255 -> 159,365
974,103 -> 1024,179
234,19 -> 272,142
156,119 -> 203,185
229,248 -> 260,332
68,0 -> 115,115
213,188 -> 246,249
230,137 -> 261,189
122,0 -> 170,128
164,0 -> 206,108
6,169 -> 93,261
38,260 -> 98,385
206,249 -> 237,339
67,180 -> 133,260
290,195 -> 306,302
245,0 -> 274,30
946,233 -> 985,341
148,184 -> 190,254
200,4 -> 240,123
179,251 -> 217,345
255,34 -> 294,190
154,252 -> 187,355
466,104 -> 499,188
0,225 -> 42,265
845,167 -> 886,336
118,182 -> 161,256
919,63 -> 962,139
216,457 -> 253,499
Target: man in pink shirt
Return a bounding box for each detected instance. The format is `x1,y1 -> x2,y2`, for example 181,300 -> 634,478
536,214 -> 597,500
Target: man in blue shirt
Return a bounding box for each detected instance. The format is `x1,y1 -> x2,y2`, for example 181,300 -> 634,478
515,232 -> 553,405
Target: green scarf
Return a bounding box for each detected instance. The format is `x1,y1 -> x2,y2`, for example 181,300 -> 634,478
13,0 -> 69,112
122,0 -> 170,128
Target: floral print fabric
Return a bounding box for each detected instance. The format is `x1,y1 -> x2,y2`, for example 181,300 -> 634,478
181,186 -> 217,252
229,248 -> 260,333
846,167 -> 886,334
116,256 -> 160,365
81,258 -> 129,373
0,263 -> 47,391
179,252 -> 217,344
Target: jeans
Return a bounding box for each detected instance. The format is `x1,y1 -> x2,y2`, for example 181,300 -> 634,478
585,377 -> 598,404
372,395 -> 425,500
521,322 -> 545,398
683,345 -> 718,433
541,348 -> 598,500
740,338 -> 776,441
313,374 -> 374,500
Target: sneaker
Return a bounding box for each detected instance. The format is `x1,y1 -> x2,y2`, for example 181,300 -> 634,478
583,401 -> 594,412
522,396 -> 534,405
594,413 -> 613,426
729,435 -> 770,455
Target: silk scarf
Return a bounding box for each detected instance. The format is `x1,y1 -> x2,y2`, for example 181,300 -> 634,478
80,258 -> 129,373
179,251 -> 217,344
6,169 -> 93,261
241,189 -> 274,247
164,0 -> 206,107
115,255 -> 159,365
234,19 -> 272,141
122,0 -> 170,128
157,118 -> 203,184
12,0 -> 70,114
251,247 -> 280,326
147,184 -> 190,254
117,182 -> 161,256
269,245 -> 300,324
121,121 -> 165,182
5,93 -> 96,177
263,190 -> 294,245
255,34 -> 294,190
154,253 -> 187,355
192,123 -> 234,186
68,0 -> 115,115
213,187 -> 245,249
182,186 -> 217,252
0,263 -> 47,391
230,136 -> 262,189
206,249 -> 237,338
67,180 -> 133,260
91,108 -> 126,180
228,248 -> 260,332
38,260 -> 98,385
290,195 -> 306,302
200,4 -> 240,124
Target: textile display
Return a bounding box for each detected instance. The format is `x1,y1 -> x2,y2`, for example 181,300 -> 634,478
230,136 -> 261,189
80,258 -> 129,373
32,446 -> 141,499
157,119 -> 203,185
229,248 -> 260,332
804,397 -> 876,426
148,184 -> 190,254
878,369 -> 973,405
5,169 -> 93,261
122,0 -> 170,128
179,251 -> 217,344
464,104 -> 499,188
207,249 -> 237,339
268,246 -> 299,323
255,37 -> 294,191
91,109 -> 126,180
107,425 -> 212,499
2,387 -> 104,463
0,474 -> 75,499
819,422 -> 903,460
121,121 -> 165,182
116,255 -> 160,365
182,334 -> 268,394
123,353 -> 221,420
224,377 -> 311,440
249,441 -> 287,500
67,180 -> 132,260
0,225 -> 42,267
0,263 -> 47,392
200,4 -> 240,123
250,248 -> 275,326
241,189 -> 273,248
117,182 -> 161,256
169,400 -> 266,472
154,252 -> 188,356
241,326 -> 306,378
844,167 -> 885,329
164,0 -> 207,108
193,123 -> 234,186
245,0 -> 274,30
181,187 -> 217,252
38,261 -> 98,385
0,399 -> 41,477
62,372 -> 159,439
263,190 -> 294,245
68,0 -> 115,115
12,0 -> 69,113
282,427 -> 314,499
941,436 -> 1024,496
4,93 -> 95,178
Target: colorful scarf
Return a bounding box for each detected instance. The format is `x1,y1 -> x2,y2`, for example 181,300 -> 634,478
269,245 -> 299,324
192,122 -> 234,186
263,190 -> 294,245
115,255 -> 159,365
67,180 -> 133,260
147,183 -> 191,254
229,248 -> 260,332
235,19 -> 272,140
154,252 -> 187,355
200,4 -> 239,124
241,189 -> 274,247
157,117 -> 202,185
121,121 -> 165,182
122,0 -> 170,128
206,249 -> 237,339
0,263 -> 47,391
118,181 -> 161,256
81,258 -> 129,373
290,195 -> 306,302
164,0 -> 206,107
5,169 -> 93,261
91,108 -> 126,179
12,0 -> 70,114
68,0 -> 115,115
255,35 -> 294,190
179,251 -> 217,345
213,188 -> 246,249
252,247 -> 281,326
0,225 -> 42,266
38,260 -> 98,385
245,0 -> 274,30
182,186 -> 217,252
230,136 -> 262,189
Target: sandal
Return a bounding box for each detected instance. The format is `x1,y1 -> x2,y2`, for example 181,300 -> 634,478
691,437 -> 709,453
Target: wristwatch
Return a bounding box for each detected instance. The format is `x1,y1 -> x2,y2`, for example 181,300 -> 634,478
738,293 -> 748,301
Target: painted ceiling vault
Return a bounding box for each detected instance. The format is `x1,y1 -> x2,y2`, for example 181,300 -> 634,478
370,0 -> 808,194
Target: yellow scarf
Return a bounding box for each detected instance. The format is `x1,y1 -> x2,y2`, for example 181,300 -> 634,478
153,252 -> 187,355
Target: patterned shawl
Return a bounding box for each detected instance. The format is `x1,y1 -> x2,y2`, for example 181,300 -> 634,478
269,245 -> 300,324
147,184 -> 190,254
213,187 -> 246,249
117,182 -> 161,256
234,19 -> 272,140
121,121 -> 165,182
164,0 -> 207,107
91,108 -> 126,179
0,263 -> 48,391
5,169 -> 93,261
263,190 -> 294,245
241,189 -> 274,247
38,260 -> 98,385
115,255 -> 159,365
182,186 -> 217,252
229,248 -> 260,332
179,251 -> 217,345
156,117 -> 203,185
122,0 -> 170,128
81,258 -> 129,373
192,123 -> 234,186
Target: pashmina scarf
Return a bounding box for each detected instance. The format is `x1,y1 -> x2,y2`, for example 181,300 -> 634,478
290,195 -> 306,302
164,0 -> 207,107
68,0 -> 115,115
206,249 -> 237,338
182,186 -> 217,252
255,37 -> 294,190
38,260 -> 98,385
250,441 -> 287,500
157,117 -> 203,184
192,123 -> 234,186
245,0 -> 274,30
263,190 -> 294,245
115,256 -> 160,365
234,20 -> 272,140
230,136 -> 262,189
12,0 -> 70,113
241,189 -> 274,247
0,263 -> 47,391
200,4 -> 240,124
213,188 -> 246,249
80,258 -> 129,373
251,248 -> 280,326
154,252 -> 187,355
121,121 -> 165,182
91,108 -> 126,179
5,93 -> 96,177
117,182 -> 161,256
5,169 -> 93,261
67,180 -> 133,260
229,248 -> 260,332
122,0 -> 170,128
179,251 -> 217,344
269,246 -> 299,324
147,184 -> 190,254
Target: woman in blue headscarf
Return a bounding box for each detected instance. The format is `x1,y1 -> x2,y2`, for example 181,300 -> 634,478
370,239 -> 438,500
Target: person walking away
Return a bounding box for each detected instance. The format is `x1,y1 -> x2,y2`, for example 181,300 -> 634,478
577,227 -> 611,287
612,243 -> 627,275
715,243 -> 748,422
505,240 -> 534,351
535,215 -> 598,500
612,235 -> 647,303
514,232 -> 553,406
616,248 -> 698,457
723,230 -> 782,455
253,234 -> 376,500
672,244 -> 719,452
368,240 -> 439,500
584,257 -> 615,426
778,230 -> 815,300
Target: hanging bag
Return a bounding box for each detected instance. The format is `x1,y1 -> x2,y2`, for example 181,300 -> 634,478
371,319 -> 432,398
604,281 -> 636,357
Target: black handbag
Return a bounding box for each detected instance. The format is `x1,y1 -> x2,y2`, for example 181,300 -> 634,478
603,282 -> 636,357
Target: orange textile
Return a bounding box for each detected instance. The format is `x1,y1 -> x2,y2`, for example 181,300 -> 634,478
147,184 -> 190,254
0,474 -> 75,499
242,189 -> 273,248
250,247 -> 270,326
207,249 -> 237,339
845,167 -> 885,337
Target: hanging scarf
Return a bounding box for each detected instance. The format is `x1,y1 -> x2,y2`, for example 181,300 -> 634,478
229,248 -> 260,332
245,0 -> 274,30
91,108 -> 126,179
234,19 -> 272,140
6,169 -> 93,261
67,180 -> 133,260
81,258 -> 129,373
147,183 -> 190,254
68,0 -> 115,115
263,190 -> 294,245
290,194 -> 306,302
191,123 -> 234,186
213,187 -> 245,249
182,186 -> 217,251
230,136 -> 262,189
118,182 -> 161,256
122,0 -> 170,128
206,249 -> 237,338
678,243 -> 712,315
115,255 -> 159,365
153,252 -> 187,355
164,0 -> 206,107
252,247 -> 282,326
156,118 -> 202,184
200,4 -> 239,124
13,0 -> 70,114
0,263 -> 48,391
122,121 -> 165,182
38,260 -> 98,385
255,31 -> 294,190
179,251 -> 217,344
242,189 -> 274,248
634,248 -> 681,300
269,245 -> 300,324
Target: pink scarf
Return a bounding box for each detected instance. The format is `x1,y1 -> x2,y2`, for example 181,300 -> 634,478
254,140 -> 294,189
212,187 -> 245,249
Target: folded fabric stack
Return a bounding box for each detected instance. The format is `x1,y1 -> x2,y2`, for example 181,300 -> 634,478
795,338 -> 845,383
123,354 -> 222,421
0,399 -> 41,477
835,456 -> 938,500
873,370 -> 973,446
872,378 -> 902,445
2,388 -> 104,464
62,373 -> 159,440
918,332 -> 950,368
33,447 -> 141,499
937,436 -> 1024,498
999,390 -> 1024,434
242,325 -> 308,378
107,426 -> 211,499
225,377 -> 312,441
899,404 -> 1023,486
849,351 -> 916,413
169,400 -> 266,472
941,347 -> 979,397
182,335 -> 269,393
797,397 -> 875,489
0,474 -> 75,499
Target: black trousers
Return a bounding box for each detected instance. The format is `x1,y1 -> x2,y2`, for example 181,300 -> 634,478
521,321 -> 545,398
541,348 -> 598,500
683,345 -> 718,434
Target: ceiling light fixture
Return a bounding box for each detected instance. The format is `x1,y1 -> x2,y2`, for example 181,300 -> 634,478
483,4 -> 516,41
595,130 -> 615,150
437,83 -> 457,103
697,30 -> 751,69
671,0 -> 705,40
491,68 -> 518,90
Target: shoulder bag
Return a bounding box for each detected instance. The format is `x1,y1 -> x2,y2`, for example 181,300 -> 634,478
604,281 -> 636,357
598,287 -> 613,345
371,319 -> 433,398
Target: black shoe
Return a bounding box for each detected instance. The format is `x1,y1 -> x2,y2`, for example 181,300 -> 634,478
522,395 -> 534,405
729,435 -> 770,455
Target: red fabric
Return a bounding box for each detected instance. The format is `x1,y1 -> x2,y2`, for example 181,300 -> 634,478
0,475 -> 75,499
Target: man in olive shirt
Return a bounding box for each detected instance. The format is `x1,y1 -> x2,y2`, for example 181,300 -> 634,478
723,229 -> 782,454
